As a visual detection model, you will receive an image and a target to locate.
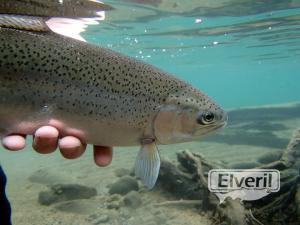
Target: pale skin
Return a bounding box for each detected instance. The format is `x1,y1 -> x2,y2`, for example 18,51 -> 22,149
1,126 -> 113,167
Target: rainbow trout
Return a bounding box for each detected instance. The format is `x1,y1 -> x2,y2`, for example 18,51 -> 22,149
0,0 -> 227,188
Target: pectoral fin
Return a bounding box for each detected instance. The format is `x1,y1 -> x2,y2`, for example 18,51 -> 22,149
134,142 -> 160,189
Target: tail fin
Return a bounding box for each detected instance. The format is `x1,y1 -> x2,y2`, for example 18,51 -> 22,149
0,0 -> 113,41
0,0 -> 113,18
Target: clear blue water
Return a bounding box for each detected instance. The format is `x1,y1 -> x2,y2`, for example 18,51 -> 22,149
85,1 -> 300,109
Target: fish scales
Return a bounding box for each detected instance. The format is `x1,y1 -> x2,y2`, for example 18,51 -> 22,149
0,28 -> 220,146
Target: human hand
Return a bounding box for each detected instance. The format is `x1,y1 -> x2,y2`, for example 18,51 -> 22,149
1,126 -> 113,167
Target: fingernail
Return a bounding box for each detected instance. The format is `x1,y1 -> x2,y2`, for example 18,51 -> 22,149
2,135 -> 26,151
33,136 -> 57,153
60,146 -> 84,159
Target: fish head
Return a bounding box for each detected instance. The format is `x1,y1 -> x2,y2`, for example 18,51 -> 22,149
153,86 -> 227,144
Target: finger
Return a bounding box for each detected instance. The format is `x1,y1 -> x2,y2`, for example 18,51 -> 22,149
2,135 -> 26,151
33,126 -> 59,154
93,146 -> 113,167
59,136 -> 86,159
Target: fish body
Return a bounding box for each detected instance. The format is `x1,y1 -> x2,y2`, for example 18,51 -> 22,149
0,28 -> 223,146
0,0 -> 227,188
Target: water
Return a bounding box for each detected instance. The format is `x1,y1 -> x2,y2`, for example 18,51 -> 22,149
85,1 -> 300,109
1,1 -> 300,225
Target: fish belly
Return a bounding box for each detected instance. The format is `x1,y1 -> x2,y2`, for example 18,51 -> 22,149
0,101 -> 143,146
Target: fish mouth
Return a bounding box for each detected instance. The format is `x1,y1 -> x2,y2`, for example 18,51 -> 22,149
218,110 -> 228,126
217,120 -> 227,128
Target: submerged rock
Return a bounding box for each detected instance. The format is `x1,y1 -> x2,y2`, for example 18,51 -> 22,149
38,184 -> 97,206
107,194 -> 122,202
107,201 -> 120,210
108,176 -> 139,195
257,151 -> 282,164
157,158 -> 203,200
105,194 -> 122,210
229,161 -> 260,169
123,191 -> 142,208
114,168 -> 131,177
93,215 -> 109,224
54,200 -> 98,214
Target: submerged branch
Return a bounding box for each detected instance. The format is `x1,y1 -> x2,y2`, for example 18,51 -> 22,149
158,128 -> 300,225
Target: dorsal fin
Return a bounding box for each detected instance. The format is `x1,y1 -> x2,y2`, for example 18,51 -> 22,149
0,0 -> 113,41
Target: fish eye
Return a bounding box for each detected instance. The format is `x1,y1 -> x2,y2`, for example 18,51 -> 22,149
197,112 -> 215,125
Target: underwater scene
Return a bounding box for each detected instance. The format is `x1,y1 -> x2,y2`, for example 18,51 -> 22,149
0,0 -> 300,225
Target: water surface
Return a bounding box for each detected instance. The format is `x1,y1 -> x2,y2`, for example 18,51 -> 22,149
84,0 -> 300,108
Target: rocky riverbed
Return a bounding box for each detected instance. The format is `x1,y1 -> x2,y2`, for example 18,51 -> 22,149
1,102 -> 299,225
